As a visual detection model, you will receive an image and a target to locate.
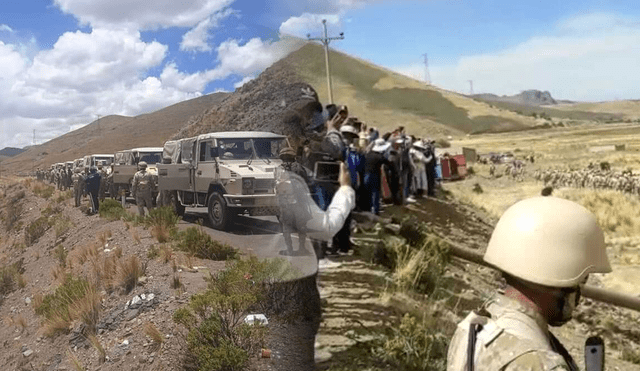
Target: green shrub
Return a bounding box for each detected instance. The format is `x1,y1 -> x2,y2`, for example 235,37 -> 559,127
173,256 -> 287,371
25,216 -> 50,246
376,313 -> 451,371
54,190 -> 73,203
3,197 -> 23,231
35,276 -> 101,336
99,199 -> 127,221
145,207 -> 179,243
176,227 -> 237,260
54,245 -> 68,268
0,261 -> 25,297
472,183 -> 483,194
33,183 -> 54,199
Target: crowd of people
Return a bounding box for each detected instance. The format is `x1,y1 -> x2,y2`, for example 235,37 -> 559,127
279,104 -> 440,258
36,161 -> 156,216
534,163 -> 640,194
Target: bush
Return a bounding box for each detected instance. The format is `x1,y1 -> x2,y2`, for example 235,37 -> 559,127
115,255 -> 146,294
145,206 -> 179,243
392,234 -> 450,295
176,227 -> 238,260
25,216 -> 50,246
0,261 -> 25,297
3,197 -> 23,231
376,313 -> 451,371
99,199 -> 128,221
33,183 -> 54,199
472,183 -> 483,194
173,256 -> 293,371
35,276 -> 101,336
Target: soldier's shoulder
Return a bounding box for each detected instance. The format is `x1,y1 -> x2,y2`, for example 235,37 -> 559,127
506,351 -> 570,371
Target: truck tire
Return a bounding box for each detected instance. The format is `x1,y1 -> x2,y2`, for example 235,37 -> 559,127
170,191 -> 185,217
207,192 -> 229,230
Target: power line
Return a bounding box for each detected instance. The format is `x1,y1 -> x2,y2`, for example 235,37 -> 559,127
307,20 -> 344,104
422,53 -> 431,85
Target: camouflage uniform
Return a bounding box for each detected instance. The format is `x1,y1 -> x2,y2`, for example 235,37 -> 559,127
71,170 -> 85,207
131,168 -> 155,216
447,294 -> 577,371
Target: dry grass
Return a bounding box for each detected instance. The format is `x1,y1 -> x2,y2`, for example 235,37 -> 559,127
67,348 -> 85,371
51,265 -> 67,284
130,228 -> 141,245
97,229 -> 112,247
6,314 -> 27,333
160,245 -> 173,264
87,334 -> 106,364
116,255 -> 145,293
75,243 -> 100,266
113,246 -> 122,258
144,322 -> 164,349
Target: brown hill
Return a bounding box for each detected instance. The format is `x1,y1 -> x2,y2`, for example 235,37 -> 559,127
173,54 -> 322,147
3,93 -> 229,174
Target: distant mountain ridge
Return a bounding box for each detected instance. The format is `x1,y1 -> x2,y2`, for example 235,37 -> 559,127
0,147 -> 25,157
3,92 -> 229,173
473,90 -> 560,106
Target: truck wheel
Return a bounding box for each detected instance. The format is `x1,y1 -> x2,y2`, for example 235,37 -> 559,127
170,191 -> 185,217
207,192 -> 229,230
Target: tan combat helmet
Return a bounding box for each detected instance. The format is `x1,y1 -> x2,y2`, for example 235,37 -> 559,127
138,161 -> 147,170
484,196 -> 611,288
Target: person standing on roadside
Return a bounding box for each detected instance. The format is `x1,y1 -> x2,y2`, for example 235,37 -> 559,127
71,168 -> 85,207
131,161 -> 155,217
85,167 -> 102,214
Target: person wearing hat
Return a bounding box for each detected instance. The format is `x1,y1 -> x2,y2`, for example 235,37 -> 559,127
71,167 -> 85,207
363,138 -> 391,215
131,161 -> 155,217
446,196 -> 611,371
424,139 -> 437,197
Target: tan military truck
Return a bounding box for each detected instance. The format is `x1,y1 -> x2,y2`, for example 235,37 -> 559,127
83,154 -> 115,170
157,131 -> 289,229
112,147 -> 163,197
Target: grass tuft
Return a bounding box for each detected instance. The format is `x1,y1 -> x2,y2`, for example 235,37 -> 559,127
175,226 -> 237,260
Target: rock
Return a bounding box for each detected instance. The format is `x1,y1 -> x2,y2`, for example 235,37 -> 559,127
23,349 -> 33,357
138,277 -> 148,285
125,309 -> 140,321
146,293 -> 155,301
130,295 -> 142,308
24,297 -> 31,305
120,339 -> 129,347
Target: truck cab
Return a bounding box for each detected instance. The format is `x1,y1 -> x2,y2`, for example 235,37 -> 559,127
83,154 -> 115,172
112,147 -> 163,196
158,131 -> 289,229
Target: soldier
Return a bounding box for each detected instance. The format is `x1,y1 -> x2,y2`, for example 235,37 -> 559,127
71,168 -> 85,207
447,196 -> 611,371
97,163 -> 108,201
131,161 -> 155,217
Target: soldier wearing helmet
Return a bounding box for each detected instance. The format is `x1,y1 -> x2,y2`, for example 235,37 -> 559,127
131,161 -> 155,216
447,196 -> 611,371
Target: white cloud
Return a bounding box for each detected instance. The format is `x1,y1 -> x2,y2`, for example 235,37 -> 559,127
53,0 -> 234,29
213,37 -> 304,78
279,13 -> 342,38
0,24 -> 14,33
234,75 -> 254,88
0,29 -> 208,149
180,7 -> 235,52
392,13 -> 640,101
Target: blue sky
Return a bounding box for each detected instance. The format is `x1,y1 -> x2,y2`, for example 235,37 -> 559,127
1,0 -> 640,148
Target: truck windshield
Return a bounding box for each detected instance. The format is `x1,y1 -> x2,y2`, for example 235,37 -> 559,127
217,138 -> 287,160
95,156 -> 114,165
138,152 -> 162,164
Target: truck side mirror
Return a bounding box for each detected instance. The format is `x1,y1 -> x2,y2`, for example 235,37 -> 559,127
210,147 -> 219,158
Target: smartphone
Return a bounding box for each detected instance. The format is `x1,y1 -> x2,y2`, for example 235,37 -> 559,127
314,161 -> 341,182
584,336 -> 604,371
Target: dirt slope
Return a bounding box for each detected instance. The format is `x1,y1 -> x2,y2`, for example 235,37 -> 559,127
2,93 -> 228,174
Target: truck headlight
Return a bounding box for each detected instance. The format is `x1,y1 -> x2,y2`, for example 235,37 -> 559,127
242,179 -> 253,189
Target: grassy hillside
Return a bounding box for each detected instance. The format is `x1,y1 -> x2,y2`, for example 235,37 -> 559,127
553,100 -> 640,121
473,99 -> 623,123
3,93 -> 229,173
287,44 -> 539,137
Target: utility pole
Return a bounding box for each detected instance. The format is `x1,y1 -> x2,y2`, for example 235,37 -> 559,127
468,80 -> 474,95
422,53 -> 431,85
307,20 -> 344,104
32,129 -> 36,146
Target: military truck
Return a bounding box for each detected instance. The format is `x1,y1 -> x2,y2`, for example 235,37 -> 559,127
157,131 -> 289,229
112,147 -> 163,196
82,154 -> 114,171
